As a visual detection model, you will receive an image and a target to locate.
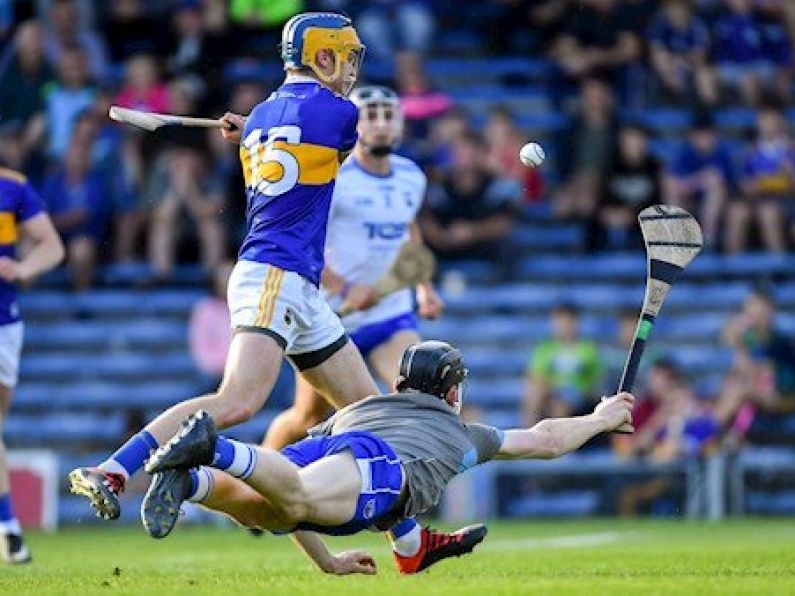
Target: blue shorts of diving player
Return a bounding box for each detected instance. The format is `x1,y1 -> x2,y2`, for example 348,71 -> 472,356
281,431 -> 405,536
349,313 -> 418,360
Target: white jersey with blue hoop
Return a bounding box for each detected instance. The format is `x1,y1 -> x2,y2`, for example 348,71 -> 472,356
325,154 -> 427,331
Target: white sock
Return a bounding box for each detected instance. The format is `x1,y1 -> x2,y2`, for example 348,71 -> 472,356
0,518 -> 22,536
188,467 -> 214,503
390,524 -> 422,557
98,459 -> 130,480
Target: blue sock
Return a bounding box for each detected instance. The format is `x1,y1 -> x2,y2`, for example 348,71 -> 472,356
0,492 -> 14,522
390,517 -> 419,540
101,430 -> 159,479
187,467 -> 214,503
0,492 -> 20,535
211,436 -> 258,479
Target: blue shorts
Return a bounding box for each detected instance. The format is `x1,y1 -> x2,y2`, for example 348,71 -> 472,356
350,313 -> 418,360
281,431 -> 404,536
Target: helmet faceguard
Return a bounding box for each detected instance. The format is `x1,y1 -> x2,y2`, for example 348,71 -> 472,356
350,86 -> 403,156
281,13 -> 365,96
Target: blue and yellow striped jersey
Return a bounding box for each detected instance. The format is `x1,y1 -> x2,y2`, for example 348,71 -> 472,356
0,167 -> 45,325
238,75 -> 359,285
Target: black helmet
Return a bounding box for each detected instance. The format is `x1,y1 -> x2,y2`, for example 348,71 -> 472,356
396,340 -> 467,401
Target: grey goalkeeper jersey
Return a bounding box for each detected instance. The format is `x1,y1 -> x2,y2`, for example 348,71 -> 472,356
308,392 -> 504,518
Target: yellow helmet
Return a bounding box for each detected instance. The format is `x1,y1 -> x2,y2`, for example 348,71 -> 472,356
280,12 -> 365,95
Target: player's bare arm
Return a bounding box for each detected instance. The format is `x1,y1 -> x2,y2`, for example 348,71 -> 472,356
496,393 -> 635,460
0,214 -> 64,283
291,531 -> 376,575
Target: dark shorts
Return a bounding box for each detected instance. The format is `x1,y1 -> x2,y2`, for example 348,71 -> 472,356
350,312 -> 418,360
281,431 -> 404,536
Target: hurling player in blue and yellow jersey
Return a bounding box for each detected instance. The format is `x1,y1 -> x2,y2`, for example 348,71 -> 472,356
69,13 -> 387,525
0,167 -> 63,563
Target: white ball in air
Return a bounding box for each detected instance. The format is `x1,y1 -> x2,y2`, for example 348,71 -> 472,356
519,142 -> 545,168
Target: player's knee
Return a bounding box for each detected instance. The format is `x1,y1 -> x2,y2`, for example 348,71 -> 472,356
212,387 -> 267,427
215,402 -> 257,427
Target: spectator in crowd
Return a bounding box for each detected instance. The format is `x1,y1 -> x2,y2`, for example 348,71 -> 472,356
75,94 -> 138,263
551,0 -> 641,84
424,106 -> 470,179
353,0 -> 435,63
42,133 -> 109,291
102,0 -> 165,63
396,53 -> 453,146
0,20 -> 54,130
168,0 -> 229,85
663,114 -> 735,249
554,76 -> 617,222
229,0 -> 301,56
486,0 -> 572,55
0,122 -> 28,175
143,141 -> 225,280
212,78 -> 265,255
419,130 -> 519,262
43,0 -> 107,80
716,290 -> 795,441
115,54 -> 170,115
597,124 -> 662,249
484,105 -> 543,202
726,104 -> 795,254
647,0 -> 718,106
755,0 -> 794,103
44,44 -> 95,161
189,261 -> 234,391
522,303 -> 603,425
712,0 -> 792,105
614,359 -> 718,515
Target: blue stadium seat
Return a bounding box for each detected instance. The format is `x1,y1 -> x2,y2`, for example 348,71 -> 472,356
6,413 -> 126,445
653,313 -> 727,340
506,491 -> 600,517
467,378 -> 523,408
625,108 -> 692,132
510,224 -> 584,250
713,107 -> 757,131
14,381 -> 199,411
20,352 -> 197,381
21,289 -> 203,317
648,138 -> 684,164
747,491 -> 795,514
666,284 -> 750,310
670,346 -> 734,374
466,349 -> 526,378
24,320 -> 187,350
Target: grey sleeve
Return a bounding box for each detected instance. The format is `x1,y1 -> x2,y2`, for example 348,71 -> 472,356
464,423 -> 505,464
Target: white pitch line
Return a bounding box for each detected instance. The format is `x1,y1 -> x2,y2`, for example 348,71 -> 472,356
486,531 -> 626,551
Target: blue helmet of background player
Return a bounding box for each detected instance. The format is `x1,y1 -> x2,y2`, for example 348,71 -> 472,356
280,12 -> 365,96
349,86 -> 404,157
396,340 -> 468,414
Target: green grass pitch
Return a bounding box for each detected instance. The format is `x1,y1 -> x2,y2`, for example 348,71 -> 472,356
2,519 -> 794,595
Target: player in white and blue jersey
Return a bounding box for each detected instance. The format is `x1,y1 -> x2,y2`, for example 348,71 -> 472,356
0,167 -> 63,563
